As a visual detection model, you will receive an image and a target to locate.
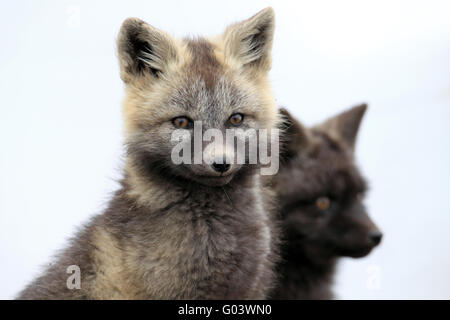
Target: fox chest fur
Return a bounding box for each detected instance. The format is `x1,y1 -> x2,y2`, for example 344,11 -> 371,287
17,175 -> 276,300
90,177 -> 274,299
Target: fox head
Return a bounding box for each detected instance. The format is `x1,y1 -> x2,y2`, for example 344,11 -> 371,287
276,105 -> 382,259
117,8 -> 279,189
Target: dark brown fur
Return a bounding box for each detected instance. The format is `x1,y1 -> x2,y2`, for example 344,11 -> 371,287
186,39 -> 222,90
269,105 -> 382,299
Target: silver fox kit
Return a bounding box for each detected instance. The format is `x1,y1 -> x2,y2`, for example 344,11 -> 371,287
17,8 -> 280,299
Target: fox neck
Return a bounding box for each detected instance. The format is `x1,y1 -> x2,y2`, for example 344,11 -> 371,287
277,238 -> 338,297
286,240 -> 337,273
123,160 -> 257,210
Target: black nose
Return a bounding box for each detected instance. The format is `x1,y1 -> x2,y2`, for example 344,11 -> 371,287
369,231 -> 383,246
212,162 -> 231,173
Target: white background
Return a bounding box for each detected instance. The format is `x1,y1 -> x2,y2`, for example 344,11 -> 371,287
1,0 -> 449,299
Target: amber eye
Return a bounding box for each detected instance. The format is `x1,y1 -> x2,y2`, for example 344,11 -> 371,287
316,196 -> 331,211
172,116 -> 192,129
229,113 -> 244,126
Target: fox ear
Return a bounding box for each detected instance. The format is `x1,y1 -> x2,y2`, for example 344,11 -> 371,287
117,18 -> 179,83
222,7 -> 275,72
279,108 -> 311,159
318,104 -> 368,151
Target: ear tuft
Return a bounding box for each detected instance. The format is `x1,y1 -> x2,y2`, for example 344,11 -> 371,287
222,7 -> 275,71
317,103 -> 368,151
117,18 -> 178,83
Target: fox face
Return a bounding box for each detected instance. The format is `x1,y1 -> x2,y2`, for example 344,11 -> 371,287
117,8 -> 278,187
277,105 -> 382,258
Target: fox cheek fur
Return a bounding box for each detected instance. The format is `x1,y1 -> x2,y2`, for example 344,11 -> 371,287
17,8 -> 280,299
270,104 -> 382,299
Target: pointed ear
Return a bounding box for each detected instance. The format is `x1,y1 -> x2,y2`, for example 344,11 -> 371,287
279,108 -> 311,159
222,7 -> 275,72
317,104 -> 368,151
117,18 -> 179,84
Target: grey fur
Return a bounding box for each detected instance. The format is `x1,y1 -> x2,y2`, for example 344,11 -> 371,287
17,8 -> 279,300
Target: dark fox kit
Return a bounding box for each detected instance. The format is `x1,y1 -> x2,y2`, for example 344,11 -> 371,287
270,105 -> 382,299
18,8 -> 279,299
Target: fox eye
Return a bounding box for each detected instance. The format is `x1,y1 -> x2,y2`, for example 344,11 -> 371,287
172,116 -> 192,129
228,113 -> 244,126
316,196 -> 331,211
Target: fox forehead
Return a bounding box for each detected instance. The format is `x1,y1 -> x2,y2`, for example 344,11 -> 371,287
184,38 -> 223,89
167,38 -> 246,114
123,45 -> 277,133
169,38 -> 254,113
125,39 -> 268,122
278,133 -> 367,205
